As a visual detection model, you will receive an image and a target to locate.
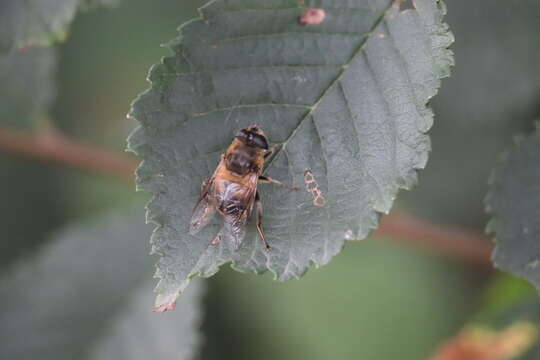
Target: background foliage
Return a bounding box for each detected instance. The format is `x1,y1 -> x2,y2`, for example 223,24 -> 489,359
0,0 -> 539,359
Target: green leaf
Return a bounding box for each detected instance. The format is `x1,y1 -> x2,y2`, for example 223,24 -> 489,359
128,0 -> 454,307
88,280 -> 203,360
78,0 -> 121,11
0,48 -> 56,128
475,274 -> 536,325
486,123 -> 540,292
0,211 -> 203,360
0,0 -> 119,52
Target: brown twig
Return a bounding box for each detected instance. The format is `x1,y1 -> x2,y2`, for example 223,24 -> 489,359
376,212 -> 494,268
0,126 -> 494,266
0,127 -> 137,182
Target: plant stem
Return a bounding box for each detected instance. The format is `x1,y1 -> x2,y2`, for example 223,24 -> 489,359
0,127 -> 137,182
0,126 -> 494,266
376,212 -> 493,268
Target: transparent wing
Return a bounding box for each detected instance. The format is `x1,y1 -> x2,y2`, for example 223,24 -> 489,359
217,215 -> 247,249
189,175 -> 218,235
218,174 -> 258,249
189,196 -> 216,235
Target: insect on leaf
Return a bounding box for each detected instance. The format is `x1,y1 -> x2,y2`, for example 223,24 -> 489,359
128,0 -> 454,308
486,123 -> 540,292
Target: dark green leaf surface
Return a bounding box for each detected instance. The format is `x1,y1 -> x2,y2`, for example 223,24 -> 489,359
0,48 -> 56,128
0,0 -> 119,52
128,0 -> 453,307
0,211 -> 203,360
486,124 -> 540,291
78,0 -> 121,11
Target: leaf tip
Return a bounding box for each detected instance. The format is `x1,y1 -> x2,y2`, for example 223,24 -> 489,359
153,290 -> 182,312
152,301 -> 177,313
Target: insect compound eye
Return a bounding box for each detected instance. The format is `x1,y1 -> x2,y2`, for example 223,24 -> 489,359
235,129 -> 250,140
234,128 -> 268,149
251,134 -> 268,149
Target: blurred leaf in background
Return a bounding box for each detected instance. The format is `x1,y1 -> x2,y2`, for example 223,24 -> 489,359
400,0 -> 540,228
486,123 -> 540,291
88,279 -> 203,360
0,46 -> 61,265
0,0 -> 120,52
53,0 -> 203,148
0,210 -> 203,360
0,0 -> 129,268
0,0 -> 78,51
0,48 -> 56,129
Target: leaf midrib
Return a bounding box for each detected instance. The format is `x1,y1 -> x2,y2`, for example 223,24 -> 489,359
263,1 -> 395,174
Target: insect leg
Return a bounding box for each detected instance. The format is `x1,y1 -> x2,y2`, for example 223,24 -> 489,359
264,144 -> 280,159
255,191 -> 271,251
258,175 -> 299,190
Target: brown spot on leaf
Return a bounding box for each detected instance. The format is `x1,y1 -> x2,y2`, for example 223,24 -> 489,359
304,170 -> 326,207
298,8 -> 326,26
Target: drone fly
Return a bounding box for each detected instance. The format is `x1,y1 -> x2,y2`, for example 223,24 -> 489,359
189,125 -> 297,250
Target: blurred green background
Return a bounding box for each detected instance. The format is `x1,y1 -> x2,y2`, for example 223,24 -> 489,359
1,0 -> 539,359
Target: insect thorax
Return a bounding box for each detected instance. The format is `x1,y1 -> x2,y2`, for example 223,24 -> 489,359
225,147 -> 260,176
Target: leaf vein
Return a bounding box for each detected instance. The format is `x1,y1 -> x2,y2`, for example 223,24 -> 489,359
337,80 -> 383,205
310,116 -> 331,263
155,63 -> 341,79
359,49 -> 399,183
187,31 -> 363,46
207,6 -> 373,15
191,103 -> 311,118
263,1 -> 395,174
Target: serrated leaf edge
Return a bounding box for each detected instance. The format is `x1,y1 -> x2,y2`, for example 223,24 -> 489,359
127,0 -> 455,307
484,121 -> 540,274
